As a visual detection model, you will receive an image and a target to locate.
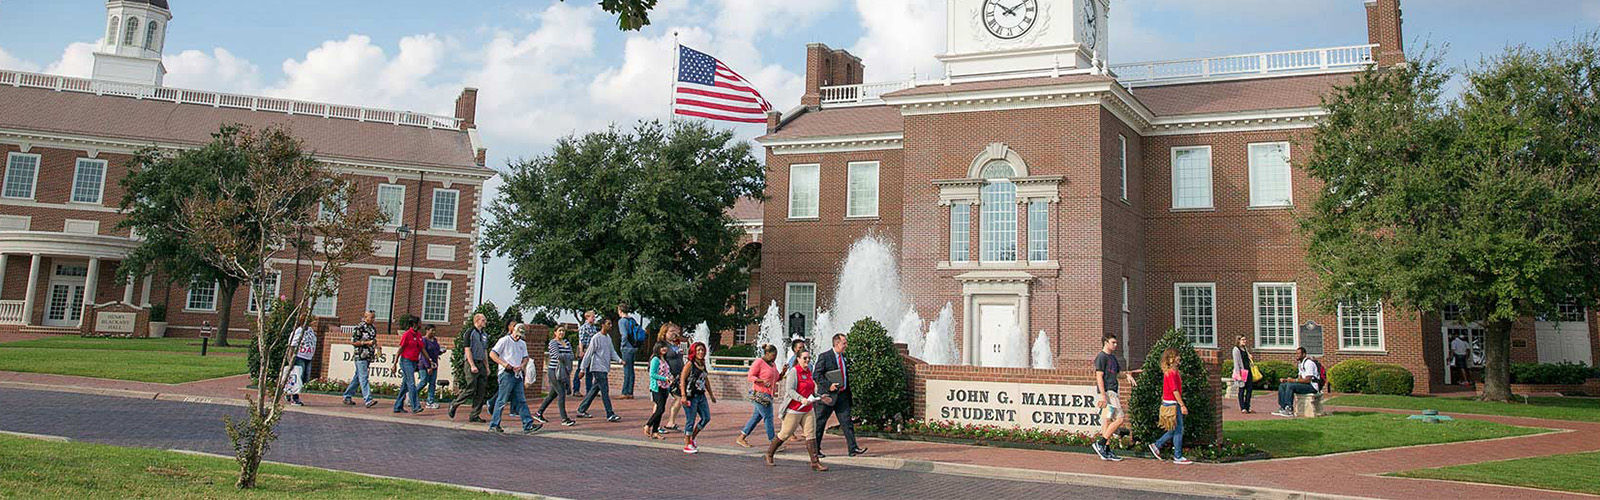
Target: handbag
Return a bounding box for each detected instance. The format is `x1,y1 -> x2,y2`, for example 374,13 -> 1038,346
747,389 -> 773,406
1158,405 -> 1178,431
1249,365 -> 1263,383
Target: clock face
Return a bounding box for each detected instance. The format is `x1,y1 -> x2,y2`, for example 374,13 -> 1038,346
982,0 -> 1038,40
1082,1 -> 1098,49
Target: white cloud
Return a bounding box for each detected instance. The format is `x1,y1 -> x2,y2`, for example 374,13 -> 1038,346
266,34 -> 455,114
711,0 -> 841,41
464,3 -> 602,149
850,0 -> 945,81
43,41 -> 98,78
163,47 -> 262,93
0,46 -> 41,72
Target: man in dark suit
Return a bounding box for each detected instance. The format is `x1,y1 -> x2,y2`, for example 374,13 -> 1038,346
811,333 -> 867,458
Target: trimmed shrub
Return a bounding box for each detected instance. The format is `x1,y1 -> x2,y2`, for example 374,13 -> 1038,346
1366,367 -> 1415,395
714,343 -> 757,358
1327,359 -> 1375,394
1253,360 -> 1296,391
846,318 -> 912,429
1130,328 -> 1219,446
1509,362 -> 1592,385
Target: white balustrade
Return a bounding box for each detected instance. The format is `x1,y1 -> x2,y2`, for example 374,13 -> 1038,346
1112,44 -> 1376,85
819,80 -> 916,106
0,300 -> 24,325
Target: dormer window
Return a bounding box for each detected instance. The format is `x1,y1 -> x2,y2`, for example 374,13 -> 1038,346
124,17 -> 139,46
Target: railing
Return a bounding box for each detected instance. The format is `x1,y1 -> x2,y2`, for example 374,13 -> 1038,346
819,80 -> 916,106
1112,44 -> 1376,85
0,300 -> 24,325
0,69 -> 461,130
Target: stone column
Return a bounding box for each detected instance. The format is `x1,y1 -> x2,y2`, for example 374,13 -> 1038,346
81,258 -> 100,325
122,271 -> 135,305
21,254 -> 41,326
0,253 -> 8,298
140,275 -> 153,306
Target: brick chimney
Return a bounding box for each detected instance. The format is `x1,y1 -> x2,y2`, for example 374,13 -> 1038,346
1365,0 -> 1405,67
766,111 -> 781,134
800,43 -> 865,108
454,87 -> 479,131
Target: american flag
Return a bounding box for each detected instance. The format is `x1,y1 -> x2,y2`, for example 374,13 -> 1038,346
674,45 -> 772,124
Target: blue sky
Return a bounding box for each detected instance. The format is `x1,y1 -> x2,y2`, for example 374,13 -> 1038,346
1,0 -> 1596,312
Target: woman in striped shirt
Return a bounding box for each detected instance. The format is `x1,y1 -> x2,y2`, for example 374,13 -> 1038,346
535,325 -> 576,427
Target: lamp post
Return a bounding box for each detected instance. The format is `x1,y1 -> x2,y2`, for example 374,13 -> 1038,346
477,251 -> 490,306
387,224 -> 410,335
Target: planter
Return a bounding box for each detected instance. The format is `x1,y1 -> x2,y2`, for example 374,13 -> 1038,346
148,321 -> 168,338
841,428 -> 1270,463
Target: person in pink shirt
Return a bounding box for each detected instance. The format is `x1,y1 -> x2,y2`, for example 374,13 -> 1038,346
737,344 -> 781,448
390,317 -> 425,414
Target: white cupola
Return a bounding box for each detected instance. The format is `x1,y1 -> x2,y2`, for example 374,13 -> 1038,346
92,0 -> 172,86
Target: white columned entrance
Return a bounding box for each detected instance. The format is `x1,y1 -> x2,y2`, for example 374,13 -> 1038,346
0,254 -> 9,297
140,275 -> 153,306
122,272 -> 135,305
957,270 -> 1034,367
21,253 -> 42,326
81,258 -> 100,325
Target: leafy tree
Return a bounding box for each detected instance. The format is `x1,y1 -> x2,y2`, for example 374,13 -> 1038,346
501,304 -> 524,327
844,318 -> 912,429
561,0 -> 658,30
1129,328 -> 1218,446
1301,38 -> 1600,401
175,124 -> 385,488
484,120 -> 764,336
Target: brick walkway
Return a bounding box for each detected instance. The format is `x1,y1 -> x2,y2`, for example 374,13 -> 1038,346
3,370 -> 1597,499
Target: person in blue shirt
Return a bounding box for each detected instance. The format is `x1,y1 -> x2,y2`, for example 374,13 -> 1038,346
617,303 -> 647,399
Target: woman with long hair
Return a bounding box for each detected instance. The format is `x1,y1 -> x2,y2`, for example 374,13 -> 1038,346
766,348 -> 826,471
1231,334 -> 1254,414
660,323 -> 686,431
535,325 -> 576,427
738,344 -> 780,448
680,341 -> 717,454
1148,348 -> 1193,465
419,325 -> 444,409
645,341 -> 673,439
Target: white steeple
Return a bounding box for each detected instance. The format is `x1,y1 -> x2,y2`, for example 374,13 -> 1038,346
92,0 -> 172,86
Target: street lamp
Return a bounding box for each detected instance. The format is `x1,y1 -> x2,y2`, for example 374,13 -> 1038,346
477,250 -> 490,306
387,224 -> 410,335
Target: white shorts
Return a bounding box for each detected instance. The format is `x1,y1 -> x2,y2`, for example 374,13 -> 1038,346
1103,391 -> 1123,421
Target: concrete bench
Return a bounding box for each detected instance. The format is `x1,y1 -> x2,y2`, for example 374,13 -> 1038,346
1293,392 -> 1327,417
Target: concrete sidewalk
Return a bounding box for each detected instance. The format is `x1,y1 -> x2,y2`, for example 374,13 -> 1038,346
4,370 -> 1597,500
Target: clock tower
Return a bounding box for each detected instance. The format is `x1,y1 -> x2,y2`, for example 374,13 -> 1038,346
938,0 -> 1108,79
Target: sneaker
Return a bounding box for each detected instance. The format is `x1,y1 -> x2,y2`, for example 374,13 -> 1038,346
1148,444 -> 1163,461
532,413 -> 549,424
683,444 -> 697,454
364,400 -> 377,408
1092,442 -> 1110,460
562,419 -> 576,426
290,400 -> 304,407
523,425 -> 542,434
576,412 -> 594,419
489,425 -> 504,433
1173,457 -> 1193,465
1104,450 -> 1124,462
1272,409 -> 1295,418
606,415 -> 621,422
410,408 -> 423,414
343,398 -> 355,406
427,403 -> 439,409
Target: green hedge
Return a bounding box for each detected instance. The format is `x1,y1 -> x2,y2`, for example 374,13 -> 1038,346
1510,362 -> 1593,385
1328,359 -> 1376,394
846,318 -> 912,429
1366,367 -> 1415,395
715,343 -> 757,358
1253,361 -> 1296,391
1130,328 -> 1218,446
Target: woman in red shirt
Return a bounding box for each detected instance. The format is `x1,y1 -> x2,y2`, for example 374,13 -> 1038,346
738,344 -> 781,448
391,317 -> 426,414
766,348 -> 826,471
1148,348 -> 1192,464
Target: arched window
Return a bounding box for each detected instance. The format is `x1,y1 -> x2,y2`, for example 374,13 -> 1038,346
145,21 -> 159,50
107,16 -> 119,45
979,160 -> 1017,262
124,17 -> 139,46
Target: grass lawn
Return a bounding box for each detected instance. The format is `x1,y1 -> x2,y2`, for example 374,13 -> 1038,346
0,434 -> 514,499
0,337 -> 247,383
1223,411 -> 1550,458
1389,450 -> 1600,496
1326,394 -> 1600,423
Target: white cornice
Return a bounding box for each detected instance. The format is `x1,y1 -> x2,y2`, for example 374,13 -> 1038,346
760,132 -> 904,156
1144,107 -> 1325,136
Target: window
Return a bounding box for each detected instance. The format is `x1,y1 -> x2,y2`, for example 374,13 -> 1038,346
1558,303 -> 1585,322
1442,304 -> 1465,322
377,184 -> 406,226
71,159 -> 107,204
247,272 -> 281,313
1338,300 -> 1383,351
311,273 -> 339,317
1027,200 -> 1048,261
366,276 -> 394,320
431,189 -> 458,230
846,161 -> 879,218
107,17 -> 119,44
1118,135 -> 1128,201
144,21 -> 159,50
788,164 -> 819,218
1174,283 -> 1216,347
124,17 -> 139,46
422,280 -> 451,323
1170,146 -> 1213,210
735,291 -> 750,343
186,278 -> 218,311
785,283 -> 816,336
1248,142 -> 1292,207
949,204 -> 970,261
980,160 -> 1017,262
1121,277 -> 1130,357
318,191 -> 347,221
4,153 -> 40,199
1254,283 -> 1298,349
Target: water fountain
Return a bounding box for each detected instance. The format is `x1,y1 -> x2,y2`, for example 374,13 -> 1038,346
826,235 -> 912,349
692,322 -> 711,350
809,311 -> 832,353
893,307 -> 925,360
1031,330 -> 1054,369
922,302 -> 958,365
757,301 -> 788,363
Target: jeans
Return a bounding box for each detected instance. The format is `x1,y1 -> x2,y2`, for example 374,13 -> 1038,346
420,367 -> 439,404
742,398 -> 775,440
812,391 -> 859,451
342,359 -> 372,402
537,367 -> 570,421
577,372 -> 616,417
1277,382 -> 1317,410
619,346 -> 638,396
647,389 -> 669,432
1237,379 -> 1253,411
570,361 -> 582,395
393,358 -> 421,412
489,371 -> 534,430
1153,403 -> 1185,458
288,358 -> 312,396
684,393 -> 711,435
451,362 -> 490,419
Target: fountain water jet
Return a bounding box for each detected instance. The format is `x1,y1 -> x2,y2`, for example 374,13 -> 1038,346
1031,331 -> 1054,369
893,307 -> 926,360
922,302 -> 958,365
826,235 -> 911,344
692,322 -> 710,351
758,301 -> 788,362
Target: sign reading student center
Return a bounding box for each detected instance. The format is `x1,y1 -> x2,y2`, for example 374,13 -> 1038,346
924,380 -> 1103,434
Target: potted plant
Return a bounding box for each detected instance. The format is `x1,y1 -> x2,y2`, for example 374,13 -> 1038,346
147,304 -> 168,338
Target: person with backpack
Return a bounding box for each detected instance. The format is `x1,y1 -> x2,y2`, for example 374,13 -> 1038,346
617,303 -> 647,399
1272,347 -> 1323,417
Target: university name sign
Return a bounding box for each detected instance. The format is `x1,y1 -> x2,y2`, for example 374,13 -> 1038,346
924,379 -> 1103,434
328,344 -> 453,387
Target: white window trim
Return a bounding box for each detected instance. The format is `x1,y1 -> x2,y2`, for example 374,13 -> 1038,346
430,188 -> 459,231
1247,142 -> 1293,208
311,273 -> 340,318
3,152 -> 41,201
1169,146 -> 1214,211
377,183 -> 406,227
1252,282 -> 1300,350
422,279 -> 452,324
1337,301 -> 1386,352
1118,134 -> 1128,203
70,158 -> 108,205
185,280 -> 219,312
845,161 -> 880,219
366,275 -> 395,321
787,163 -> 820,220
1173,282 -> 1218,348
1122,277 -> 1130,313
785,282 -> 817,333
247,271 -> 282,314
1027,200 -> 1049,262
949,203 -> 971,263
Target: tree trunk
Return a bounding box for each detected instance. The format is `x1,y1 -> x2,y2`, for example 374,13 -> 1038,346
215,279 -> 239,347
1479,319 -> 1514,402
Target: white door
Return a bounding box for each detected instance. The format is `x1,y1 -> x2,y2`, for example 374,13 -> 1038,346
43,263 -> 88,327
1536,304 -> 1592,366
978,304 -> 1024,368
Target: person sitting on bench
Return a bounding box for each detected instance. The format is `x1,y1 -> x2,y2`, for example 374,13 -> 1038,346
1272,347 -> 1321,417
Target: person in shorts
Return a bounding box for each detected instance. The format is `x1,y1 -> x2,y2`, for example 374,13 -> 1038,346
1092,333 -> 1139,461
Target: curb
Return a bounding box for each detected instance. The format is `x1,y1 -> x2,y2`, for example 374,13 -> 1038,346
1,381 -> 1376,500
165,449 -> 568,500
0,430 -> 71,442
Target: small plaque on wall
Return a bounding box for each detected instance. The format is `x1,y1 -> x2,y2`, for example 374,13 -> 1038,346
1512,339 -> 1527,348
1300,321 -> 1324,355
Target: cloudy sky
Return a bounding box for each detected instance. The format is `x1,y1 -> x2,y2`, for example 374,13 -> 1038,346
1,0 -> 1595,311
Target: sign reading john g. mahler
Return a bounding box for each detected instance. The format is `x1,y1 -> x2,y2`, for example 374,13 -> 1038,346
924,379 -> 1103,434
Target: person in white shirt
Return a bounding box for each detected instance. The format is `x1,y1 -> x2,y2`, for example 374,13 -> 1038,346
1450,334 -> 1473,386
284,322 -> 319,407
1272,347 -> 1321,417
487,322 -> 540,434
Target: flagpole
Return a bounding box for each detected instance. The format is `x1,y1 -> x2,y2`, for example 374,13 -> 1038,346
668,31 -> 679,124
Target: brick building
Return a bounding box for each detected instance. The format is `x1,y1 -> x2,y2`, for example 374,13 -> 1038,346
753,0 -> 1598,392
0,0 -> 495,339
